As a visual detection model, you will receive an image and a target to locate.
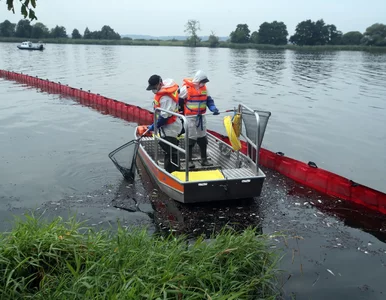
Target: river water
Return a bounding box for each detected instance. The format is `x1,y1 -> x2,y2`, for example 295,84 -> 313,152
1,42 -> 386,299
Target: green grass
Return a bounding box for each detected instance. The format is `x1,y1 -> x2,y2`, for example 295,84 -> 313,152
0,213 -> 283,299
1,37 -> 386,52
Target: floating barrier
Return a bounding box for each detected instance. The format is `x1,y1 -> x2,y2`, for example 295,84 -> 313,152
0,70 -> 154,125
1,69 -> 385,215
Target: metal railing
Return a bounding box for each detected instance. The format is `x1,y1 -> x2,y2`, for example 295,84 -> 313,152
153,108 -> 190,182
238,104 -> 261,174
152,104 -> 268,180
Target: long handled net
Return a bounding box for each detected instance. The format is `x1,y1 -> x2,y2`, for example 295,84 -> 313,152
108,140 -> 140,182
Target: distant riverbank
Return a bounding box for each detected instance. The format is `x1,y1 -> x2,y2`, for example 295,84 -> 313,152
1,37 -> 386,52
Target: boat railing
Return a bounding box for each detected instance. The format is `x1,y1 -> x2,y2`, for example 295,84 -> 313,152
238,104 -> 271,173
153,107 -> 190,182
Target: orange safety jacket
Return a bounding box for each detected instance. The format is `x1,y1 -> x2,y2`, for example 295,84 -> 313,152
153,82 -> 179,124
182,78 -> 208,116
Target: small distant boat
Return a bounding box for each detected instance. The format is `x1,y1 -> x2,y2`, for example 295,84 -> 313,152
17,41 -> 44,51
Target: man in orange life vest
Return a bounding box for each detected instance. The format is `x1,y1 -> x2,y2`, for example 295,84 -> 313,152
146,74 -> 182,173
178,70 -> 220,168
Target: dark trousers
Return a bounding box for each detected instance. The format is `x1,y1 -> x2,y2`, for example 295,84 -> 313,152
159,136 -> 179,173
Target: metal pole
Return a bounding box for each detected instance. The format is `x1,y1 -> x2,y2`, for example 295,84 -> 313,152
154,111 -> 158,164
254,112 -> 260,174
183,116 -> 189,182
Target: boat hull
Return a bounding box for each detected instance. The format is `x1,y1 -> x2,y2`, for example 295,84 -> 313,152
137,134 -> 266,204
17,46 -> 44,51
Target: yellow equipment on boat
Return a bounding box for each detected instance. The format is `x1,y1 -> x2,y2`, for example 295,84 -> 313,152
172,169 -> 225,182
232,113 -> 242,138
224,115 -> 242,151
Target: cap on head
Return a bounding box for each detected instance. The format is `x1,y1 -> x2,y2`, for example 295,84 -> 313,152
146,74 -> 162,90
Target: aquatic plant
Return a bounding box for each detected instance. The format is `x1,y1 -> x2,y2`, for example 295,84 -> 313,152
0,213 -> 282,299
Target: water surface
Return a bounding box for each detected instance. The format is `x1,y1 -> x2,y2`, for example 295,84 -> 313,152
1,43 -> 386,299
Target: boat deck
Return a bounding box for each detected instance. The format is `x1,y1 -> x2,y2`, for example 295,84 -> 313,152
140,133 -> 264,181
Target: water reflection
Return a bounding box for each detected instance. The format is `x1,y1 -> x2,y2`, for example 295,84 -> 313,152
229,49 -> 249,78
72,44 -> 84,77
290,51 -> 337,88
254,50 -> 286,85
359,52 -> 386,93
100,46 -> 118,73
207,48 -> 219,73
52,45 -> 68,72
185,47 -> 199,73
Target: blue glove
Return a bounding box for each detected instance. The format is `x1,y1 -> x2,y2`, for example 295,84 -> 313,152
148,124 -> 154,132
207,96 -> 219,114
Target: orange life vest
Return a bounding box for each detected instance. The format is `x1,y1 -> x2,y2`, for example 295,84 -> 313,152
182,78 -> 208,116
153,82 -> 179,125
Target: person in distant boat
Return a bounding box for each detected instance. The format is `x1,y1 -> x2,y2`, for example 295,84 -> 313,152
146,74 -> 182,173
178,70 -> 220,168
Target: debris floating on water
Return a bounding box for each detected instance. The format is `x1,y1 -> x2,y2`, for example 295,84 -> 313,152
312,274 -> 320,286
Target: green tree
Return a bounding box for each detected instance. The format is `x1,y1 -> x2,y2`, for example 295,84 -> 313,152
184,19 -> 201,47
0,19 -> 16,37
250,31 -> 259,43
50,25 -> 67,38
15,19 -> 32,38
71,28 -> 82,39
83,27 -> 91,39
289,19 -> 313,45
4,0 -> 37,20
290,19 -> 341,45
361,23 -> 386,46
341,31 -> 363,45
207,30 -> 219,47
322,24 -> 342,45
257,21 -> 288,45
31,22 -> 49,39
100,25 -> 120,40
230,24 -> 250,43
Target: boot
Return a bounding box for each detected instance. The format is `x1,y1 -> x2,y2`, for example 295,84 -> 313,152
197,137 -> 213,167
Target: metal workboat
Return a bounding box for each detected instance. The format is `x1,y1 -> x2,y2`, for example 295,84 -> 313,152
132,103 -> 271,204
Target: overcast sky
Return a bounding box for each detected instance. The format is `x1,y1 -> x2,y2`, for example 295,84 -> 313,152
1,0 -> 385,37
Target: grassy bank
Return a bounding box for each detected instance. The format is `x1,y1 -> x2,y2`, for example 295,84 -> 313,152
0,214 -> 282,299
1,37 -> 386,52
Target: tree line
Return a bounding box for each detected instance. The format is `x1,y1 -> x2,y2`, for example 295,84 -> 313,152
229,19 -> 386,46
183,19 -> 386,47
0,19 -> 121,40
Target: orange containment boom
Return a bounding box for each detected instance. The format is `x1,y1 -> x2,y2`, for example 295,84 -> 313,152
1,69 -> 385,215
